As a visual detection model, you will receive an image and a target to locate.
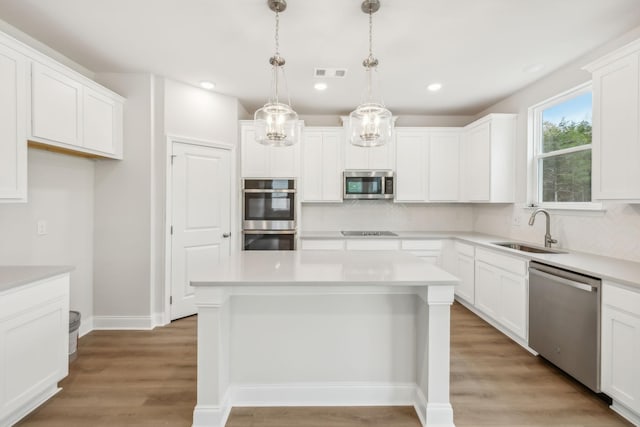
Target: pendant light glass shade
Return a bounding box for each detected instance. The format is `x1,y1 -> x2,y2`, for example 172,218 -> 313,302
348,0 -> 393,147
254,0 -> 298,147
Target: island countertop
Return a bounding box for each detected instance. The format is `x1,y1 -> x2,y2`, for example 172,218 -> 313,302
0,265 -> 74,293
191,250 -> 459,287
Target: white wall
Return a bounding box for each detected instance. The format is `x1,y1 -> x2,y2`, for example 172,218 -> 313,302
0,149 -> 94,335
301,202 -> 473,232
93,73 -> 154,323
472,25 -> 640,263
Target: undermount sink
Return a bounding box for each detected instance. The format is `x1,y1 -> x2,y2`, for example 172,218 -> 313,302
492,242 -> 568,254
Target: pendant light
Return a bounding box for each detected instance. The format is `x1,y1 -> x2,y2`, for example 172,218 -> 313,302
254,0 -> 299,147
348,0 -> 393,147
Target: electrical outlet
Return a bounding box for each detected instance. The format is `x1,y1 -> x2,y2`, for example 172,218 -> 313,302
512,216 -> 521,227
37,220 -> 48,235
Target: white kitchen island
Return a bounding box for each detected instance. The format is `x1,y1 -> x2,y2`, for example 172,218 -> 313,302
190,250 -> 459,427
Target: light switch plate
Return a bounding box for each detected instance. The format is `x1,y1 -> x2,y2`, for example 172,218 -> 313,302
37,220 -> 48,235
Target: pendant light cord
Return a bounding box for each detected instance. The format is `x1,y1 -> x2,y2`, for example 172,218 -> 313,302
273,10 -> 280,104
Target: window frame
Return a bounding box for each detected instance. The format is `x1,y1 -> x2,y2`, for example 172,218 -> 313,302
527,82 -> 602,211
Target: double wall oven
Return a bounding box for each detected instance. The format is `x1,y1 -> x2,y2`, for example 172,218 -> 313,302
242,178 -> 296,250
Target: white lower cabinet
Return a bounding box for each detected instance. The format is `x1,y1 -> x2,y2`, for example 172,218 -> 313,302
345,239 -> 401,251
601,282 -> 640,418
0,273 -> 70,426
474,248 -> 528,340
453,242 -> 475,304
401,239 -> 442,265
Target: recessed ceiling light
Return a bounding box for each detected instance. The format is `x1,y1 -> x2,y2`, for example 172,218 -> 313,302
427,83 -> 442,92
314,82 -> 328,91
200,81 -> 216,90
523,64 -> 544,73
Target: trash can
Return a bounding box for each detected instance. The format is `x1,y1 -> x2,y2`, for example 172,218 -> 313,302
69,311 -> 81,363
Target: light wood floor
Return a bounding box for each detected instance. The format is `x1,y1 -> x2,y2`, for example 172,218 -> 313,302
18,302 -> 631,427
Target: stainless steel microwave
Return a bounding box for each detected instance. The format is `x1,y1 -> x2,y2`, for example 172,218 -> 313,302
343,170 -> 394,200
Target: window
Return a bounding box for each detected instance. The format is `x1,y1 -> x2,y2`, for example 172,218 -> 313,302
529,83 -> 598,209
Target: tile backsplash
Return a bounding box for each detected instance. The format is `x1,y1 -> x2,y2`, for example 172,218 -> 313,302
301,201 -> 474,232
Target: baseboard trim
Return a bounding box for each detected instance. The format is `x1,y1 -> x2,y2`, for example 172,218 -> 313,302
192,389 -> 232,427
78,315 -> 94,337
92,315 -> 155,330
2,384 -> 61,426
611,400 -> 640,426
231,382 -> 417,407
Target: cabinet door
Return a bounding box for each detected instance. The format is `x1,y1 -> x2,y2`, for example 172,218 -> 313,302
475,261 -> 500,319
499,271 -> 527,340
241,125 -> 269,177
368,137 -> 395,170
302,132 -> 323,201
83,87 -> 118,155
344,142 -> 368,170
345,239 -> 400,250
300,239 -> 345,250
429,132 -> 460,201
455,253 -> 475,304
31,62 -> 82,146
322,132 -> 343,201
395,132 -> 427,202
269,143 -> 299,178
591,53 -> 640,200
602,294 -> 640,413
463,122 -> 491,201
0,43 -> 27,201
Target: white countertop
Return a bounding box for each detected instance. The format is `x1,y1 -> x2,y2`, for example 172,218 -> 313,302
191,250 -> 459,286
0,265 -> 74,293
300,231 -> 640,289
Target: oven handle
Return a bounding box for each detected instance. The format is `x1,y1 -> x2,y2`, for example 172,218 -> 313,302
529,268 -> 596,292
242,230 -> 297,235
242,189 -> 296,194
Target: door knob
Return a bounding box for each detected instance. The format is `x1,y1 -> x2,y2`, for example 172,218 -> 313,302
222,232 -> 231,238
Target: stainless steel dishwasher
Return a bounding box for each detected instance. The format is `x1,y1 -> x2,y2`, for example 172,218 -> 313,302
528,261 -> 601,392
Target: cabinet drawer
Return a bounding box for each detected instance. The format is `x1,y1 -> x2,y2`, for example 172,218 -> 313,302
300,239 -> 345,251
476,248 -> 527,276
401,240 -> 442,251
455,241 -> 475,257
603,282 -> 640,314
346,239 -> 400,251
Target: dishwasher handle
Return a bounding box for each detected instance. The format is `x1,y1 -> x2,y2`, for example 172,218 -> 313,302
529,268 -> 597,292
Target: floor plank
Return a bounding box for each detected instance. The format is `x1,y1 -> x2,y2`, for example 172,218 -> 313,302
17,302 -> 631,426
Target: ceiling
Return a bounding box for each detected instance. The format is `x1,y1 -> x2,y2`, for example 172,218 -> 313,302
1,0 -> 640,116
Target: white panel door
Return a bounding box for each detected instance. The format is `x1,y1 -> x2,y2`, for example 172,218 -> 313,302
455,253 -> 475,304
429,132 -> 460,201
31,62 -> 82,146
171,142 -> 231,320
0,42 -> 26,201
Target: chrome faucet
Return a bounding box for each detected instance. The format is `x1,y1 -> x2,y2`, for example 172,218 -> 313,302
528,208 -> 558,248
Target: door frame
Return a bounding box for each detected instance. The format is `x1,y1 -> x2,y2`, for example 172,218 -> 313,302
163,135 -> 237,325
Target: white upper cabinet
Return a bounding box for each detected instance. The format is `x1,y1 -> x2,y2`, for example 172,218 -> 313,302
428,131 -> 461,201
83,86 -> 123,156
344,130 -> 395,170
240,120 -> 301,178
29,59 -> 124,159
395,129 -> 428,202
394,128 -> 461,202
31,61 -> 83,147
584,39 -> 640,201
461,114 -> 516,202
0,40 -> 27,202
301,127 -> 343,202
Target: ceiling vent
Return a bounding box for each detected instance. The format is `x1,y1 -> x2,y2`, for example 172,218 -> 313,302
314,68 -> 348,78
